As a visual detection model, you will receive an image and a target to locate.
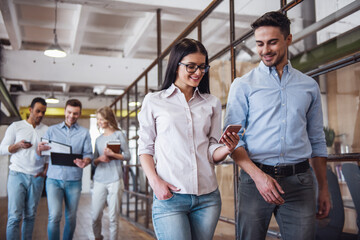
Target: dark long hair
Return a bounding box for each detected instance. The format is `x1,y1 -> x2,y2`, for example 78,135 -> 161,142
161,38 -> 210,94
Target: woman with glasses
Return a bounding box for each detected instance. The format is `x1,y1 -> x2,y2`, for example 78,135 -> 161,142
138,38 -> 239,240
91,106 -> 131,240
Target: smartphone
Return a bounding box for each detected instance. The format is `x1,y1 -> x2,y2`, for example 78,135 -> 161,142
24,141 -> 31,144
218,124 -> 242,143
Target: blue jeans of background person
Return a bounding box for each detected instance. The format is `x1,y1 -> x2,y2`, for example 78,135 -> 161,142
152,188 -> 221,240
46,178 -> 82,240
237,169 -> 316,240
6,170 -> 45,240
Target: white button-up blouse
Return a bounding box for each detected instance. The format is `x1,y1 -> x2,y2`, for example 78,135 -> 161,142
138,84 -> 223,196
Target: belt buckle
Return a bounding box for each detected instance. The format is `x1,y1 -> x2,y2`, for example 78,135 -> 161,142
274,165 -> 279,175
273,165 -> 287,177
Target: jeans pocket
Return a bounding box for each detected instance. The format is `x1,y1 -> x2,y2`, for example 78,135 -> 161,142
296,170 -> 313,186
154,193 -> 175,201
9,170 -> 19,176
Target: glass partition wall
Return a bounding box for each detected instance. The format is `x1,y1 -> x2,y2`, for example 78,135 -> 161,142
110,0 -> 360,238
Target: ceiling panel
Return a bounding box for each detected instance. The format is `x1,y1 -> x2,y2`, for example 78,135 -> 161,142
0,0 -> 352,108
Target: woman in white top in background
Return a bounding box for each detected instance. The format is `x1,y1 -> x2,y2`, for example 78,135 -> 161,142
92,106 -> 131,240
138,38 -> 239,240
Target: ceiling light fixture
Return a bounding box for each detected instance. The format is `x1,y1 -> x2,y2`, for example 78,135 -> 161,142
44,0 -> 66,58
104,89 -> 125,95
46,85 -> 60,104
45,95 -> 60,104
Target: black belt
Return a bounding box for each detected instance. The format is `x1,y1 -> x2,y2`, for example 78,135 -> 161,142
254,160 -> 310,177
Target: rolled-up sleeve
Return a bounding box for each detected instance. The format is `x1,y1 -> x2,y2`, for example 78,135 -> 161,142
119,131 -> 131,161
35,150 -> 49,163
38,129 -> 51,163
224,78 -> 248,150
307,85 -> 327,158
83,131 -> 93,159
138,94 -> 156,156
0,123 -> 15,155
208,98 -> 223,158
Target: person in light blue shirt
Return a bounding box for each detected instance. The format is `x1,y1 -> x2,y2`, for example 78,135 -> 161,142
37,99 -> 92,240
224,11 -> 331,240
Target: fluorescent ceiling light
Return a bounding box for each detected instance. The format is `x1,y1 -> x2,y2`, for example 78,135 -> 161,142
104,89 -> 125,95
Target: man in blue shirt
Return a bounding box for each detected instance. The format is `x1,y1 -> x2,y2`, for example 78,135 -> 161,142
224,11 -> 331,240
37,99 -> 92,240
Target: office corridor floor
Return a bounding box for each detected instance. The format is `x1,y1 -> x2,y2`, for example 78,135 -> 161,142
0,194 -> 154,240
0,193 -> 283,240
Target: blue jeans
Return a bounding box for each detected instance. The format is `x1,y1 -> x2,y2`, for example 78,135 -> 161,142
6,170 -> 45,240
46,178 -> 82,240
152,188 -> 221,240
237,169 -> 316,240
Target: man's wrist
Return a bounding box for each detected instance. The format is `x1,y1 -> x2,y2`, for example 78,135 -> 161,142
85,158 -> 91,165
318,183 -> 329,191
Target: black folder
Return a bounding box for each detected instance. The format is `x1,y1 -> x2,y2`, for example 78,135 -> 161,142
51,152 -> 83,167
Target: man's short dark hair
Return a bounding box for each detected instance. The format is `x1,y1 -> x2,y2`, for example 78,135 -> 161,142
65,99 -> 82,111
251,11 -> 291,38
30,97 -> 47,108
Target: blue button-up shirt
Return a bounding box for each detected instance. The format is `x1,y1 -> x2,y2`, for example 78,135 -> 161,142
45,122 -> 93,181
224,61 -> 327,166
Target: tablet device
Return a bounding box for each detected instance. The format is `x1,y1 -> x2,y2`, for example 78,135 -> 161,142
218,124 -> 242,143
51,152 -> 83,167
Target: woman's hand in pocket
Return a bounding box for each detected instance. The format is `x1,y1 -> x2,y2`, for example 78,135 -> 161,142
151,177 -> 180,200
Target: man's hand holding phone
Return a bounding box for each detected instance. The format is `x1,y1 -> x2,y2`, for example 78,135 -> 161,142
20,140 -> 32,149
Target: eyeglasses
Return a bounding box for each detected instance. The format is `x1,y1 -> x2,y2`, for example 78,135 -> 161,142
178,62 -> 210,73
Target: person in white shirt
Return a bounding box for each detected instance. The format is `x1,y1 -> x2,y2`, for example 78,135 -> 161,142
0,97 -> 48,240
138,38 -> 240,240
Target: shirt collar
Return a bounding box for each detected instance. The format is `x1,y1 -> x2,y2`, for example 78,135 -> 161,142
193,87 -> 206,100
60,121 -> 79,130
24,119 -> 33,127
162,84 -> 205,100
162,84 -> 177,98
23,119 -> 42,129
259,60 -> 292,75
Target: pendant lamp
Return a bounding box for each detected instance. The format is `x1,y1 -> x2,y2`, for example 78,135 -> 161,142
44,0 -> 66,58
